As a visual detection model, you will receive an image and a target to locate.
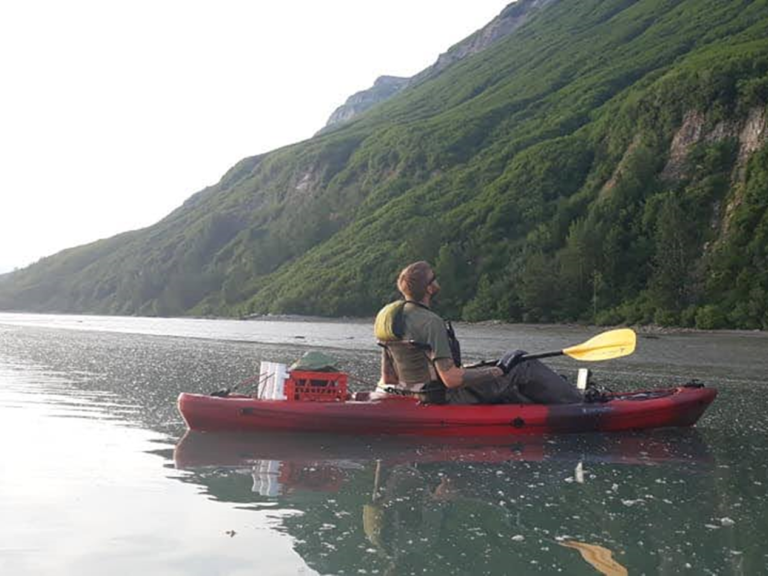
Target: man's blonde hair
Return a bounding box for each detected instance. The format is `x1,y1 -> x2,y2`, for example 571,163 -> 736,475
397,261 -> 433,301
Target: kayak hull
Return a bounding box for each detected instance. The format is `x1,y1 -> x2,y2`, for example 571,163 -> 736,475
177,386 -> 717,436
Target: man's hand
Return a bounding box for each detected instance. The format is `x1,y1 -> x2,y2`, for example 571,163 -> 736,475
497,350 -> 527,374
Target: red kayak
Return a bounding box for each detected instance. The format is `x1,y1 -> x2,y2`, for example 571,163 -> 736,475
177,385 -> 717,436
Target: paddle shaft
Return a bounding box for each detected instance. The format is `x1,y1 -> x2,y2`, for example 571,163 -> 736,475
468,350 -> 562,368
524,350 -> 562,361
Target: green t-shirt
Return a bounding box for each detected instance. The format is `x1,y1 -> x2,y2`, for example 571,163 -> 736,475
401,303 -> 452,361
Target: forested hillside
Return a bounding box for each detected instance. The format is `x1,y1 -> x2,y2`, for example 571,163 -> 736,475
2,0 -> 767,329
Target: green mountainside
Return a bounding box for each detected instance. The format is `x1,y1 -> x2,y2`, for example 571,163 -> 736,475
2,0 -> 768,329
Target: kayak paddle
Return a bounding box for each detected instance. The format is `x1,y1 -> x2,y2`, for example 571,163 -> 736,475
527,328 -> 637,362
469,328 -> 637,367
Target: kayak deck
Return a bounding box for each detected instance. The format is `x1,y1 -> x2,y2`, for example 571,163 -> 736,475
177,385 -> 717,436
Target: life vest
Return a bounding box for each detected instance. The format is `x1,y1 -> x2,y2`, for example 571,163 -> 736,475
374,300 -> 461,365
374,300 -> 408,341
374,301 -> 462,403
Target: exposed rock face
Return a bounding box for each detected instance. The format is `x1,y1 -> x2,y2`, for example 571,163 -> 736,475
600,134 -> 643,199
723,107 -> 767,234
661,107 -> 766,183
657,106 -> 766,240
410,0 -> 557,86
323,76 -> 409,129
661,111 -> 708,181
736,106 -> 767,177
321,0 -> 558,132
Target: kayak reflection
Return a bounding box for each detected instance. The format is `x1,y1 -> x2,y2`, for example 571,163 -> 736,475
172,431 -> 714,575
174,428 -> 714,471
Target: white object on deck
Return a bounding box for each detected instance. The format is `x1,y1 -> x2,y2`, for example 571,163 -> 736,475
576,368 -> 591,391
258,361 -> 288,400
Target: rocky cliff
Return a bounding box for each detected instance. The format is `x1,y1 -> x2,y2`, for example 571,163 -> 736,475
322,0 -> 557,131
322,76 -> 409,131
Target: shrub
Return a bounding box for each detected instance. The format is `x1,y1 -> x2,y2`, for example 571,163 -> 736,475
680,305 -> 698,327
595,309 -> 623,326
654,308 -> 680,327
695,305 -> 727,330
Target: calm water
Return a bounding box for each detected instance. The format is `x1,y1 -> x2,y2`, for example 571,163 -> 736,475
1,312 -> 767,575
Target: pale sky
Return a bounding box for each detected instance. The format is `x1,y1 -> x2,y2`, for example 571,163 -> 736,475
0,0 -> 508,273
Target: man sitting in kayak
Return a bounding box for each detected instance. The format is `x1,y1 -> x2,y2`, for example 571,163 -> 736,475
374,261 -> 582,404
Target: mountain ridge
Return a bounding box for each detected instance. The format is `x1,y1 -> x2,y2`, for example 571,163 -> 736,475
2,0 -> 767,330
321,0 -> 557,132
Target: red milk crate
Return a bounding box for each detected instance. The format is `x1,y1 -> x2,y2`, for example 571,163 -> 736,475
284,370 -> 348,402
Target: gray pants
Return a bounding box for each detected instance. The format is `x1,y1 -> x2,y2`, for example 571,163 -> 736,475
446,359 -> 582,405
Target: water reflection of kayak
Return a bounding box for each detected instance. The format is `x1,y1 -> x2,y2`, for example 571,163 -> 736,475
171,430 -> 719,575
177,385 -> 717,435
173,428 -> 714,470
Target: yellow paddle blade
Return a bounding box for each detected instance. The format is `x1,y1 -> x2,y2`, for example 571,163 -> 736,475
562,328 -> 636,361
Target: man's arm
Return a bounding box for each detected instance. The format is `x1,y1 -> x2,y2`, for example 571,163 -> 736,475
434,358 -> 503,389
